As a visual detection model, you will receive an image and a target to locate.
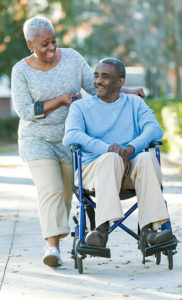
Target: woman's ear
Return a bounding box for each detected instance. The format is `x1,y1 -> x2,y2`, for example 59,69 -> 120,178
26,41 -> 33,53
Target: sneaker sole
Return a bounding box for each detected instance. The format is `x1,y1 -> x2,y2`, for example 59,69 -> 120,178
43,255 -> 62,267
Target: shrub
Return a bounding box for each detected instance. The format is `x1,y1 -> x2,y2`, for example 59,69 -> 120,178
0,116 -> 19,141
146,97 -> 182,154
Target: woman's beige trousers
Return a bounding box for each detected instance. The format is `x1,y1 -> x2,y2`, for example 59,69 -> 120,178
27,159 -> 73,240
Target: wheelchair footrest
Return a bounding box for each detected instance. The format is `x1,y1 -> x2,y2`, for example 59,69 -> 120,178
145,235 -> 178,257
77,241 -> 111,258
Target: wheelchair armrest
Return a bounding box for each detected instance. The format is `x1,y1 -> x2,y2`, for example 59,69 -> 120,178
148,140 -> 162,148
71,141 -> 162,152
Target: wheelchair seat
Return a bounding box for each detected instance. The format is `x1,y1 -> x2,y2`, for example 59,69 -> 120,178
73,185 -> 136,200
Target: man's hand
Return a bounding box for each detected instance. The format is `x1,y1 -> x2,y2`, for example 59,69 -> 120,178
124,145 -> 135,156
108,143 -> 132,176
120,88 -> 145,99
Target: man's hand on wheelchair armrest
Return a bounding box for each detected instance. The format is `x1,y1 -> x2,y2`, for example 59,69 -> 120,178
120,87 -> 145,99
124,145 -> 135,156
148,140 -> 163,148
108,143 -> 135,176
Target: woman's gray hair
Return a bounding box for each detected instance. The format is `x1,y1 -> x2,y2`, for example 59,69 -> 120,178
23,16 -> 55,42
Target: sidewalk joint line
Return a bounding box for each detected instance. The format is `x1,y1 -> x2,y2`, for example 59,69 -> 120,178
0,219 -> 18,291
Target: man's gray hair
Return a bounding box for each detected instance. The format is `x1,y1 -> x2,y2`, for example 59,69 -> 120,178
99,58 -> 126,79
23,16 -> 55,42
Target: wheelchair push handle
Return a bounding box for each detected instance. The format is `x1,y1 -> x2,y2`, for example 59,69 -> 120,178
71,145 -> 81,151
73,216 -> 79,225
149,140 -> 162,148
72,96 -> 77,102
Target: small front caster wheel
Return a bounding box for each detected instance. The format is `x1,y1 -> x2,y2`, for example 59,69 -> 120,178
74,257 -> 78,269
77,257 -> 83,274
168,249 -> 173,270
155,252 -> 161,265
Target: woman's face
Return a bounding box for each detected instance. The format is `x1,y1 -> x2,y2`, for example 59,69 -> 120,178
28,29 -> 57,63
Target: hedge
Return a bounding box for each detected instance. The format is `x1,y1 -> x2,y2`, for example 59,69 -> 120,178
0,116 -> 19,141
146,97 -> 182,154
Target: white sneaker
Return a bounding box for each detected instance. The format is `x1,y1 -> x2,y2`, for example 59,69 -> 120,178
43,247 -> 63,267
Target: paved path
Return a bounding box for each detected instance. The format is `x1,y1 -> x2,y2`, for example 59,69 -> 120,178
0,153 -> 182,300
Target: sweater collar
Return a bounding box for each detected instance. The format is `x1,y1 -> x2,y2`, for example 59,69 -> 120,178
95,92 -> 127,105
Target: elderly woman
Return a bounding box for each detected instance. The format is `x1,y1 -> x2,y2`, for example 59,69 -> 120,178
11,16 -> 144,268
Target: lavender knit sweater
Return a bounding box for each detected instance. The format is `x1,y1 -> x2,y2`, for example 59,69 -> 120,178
11,48 -> 95,163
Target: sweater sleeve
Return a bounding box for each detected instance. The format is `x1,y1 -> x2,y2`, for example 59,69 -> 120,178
11,64 -> 45,121
127,99 -> 163,153
81,60 -> 95,96
73,50 -> 95,96
63,103 -> 110,154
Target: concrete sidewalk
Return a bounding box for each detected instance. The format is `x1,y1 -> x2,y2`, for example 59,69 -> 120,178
0,153 -> 182,300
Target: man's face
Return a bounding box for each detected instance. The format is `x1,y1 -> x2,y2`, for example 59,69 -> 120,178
94,63 -> 124,102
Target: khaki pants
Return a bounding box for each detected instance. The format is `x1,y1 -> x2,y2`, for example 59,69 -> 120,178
78,152 -> 169,230
27,159 -> 73,240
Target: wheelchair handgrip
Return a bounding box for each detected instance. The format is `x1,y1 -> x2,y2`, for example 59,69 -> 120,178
149,140 -> 162,148
73,216 -> 79,225
71,145 -> 81,151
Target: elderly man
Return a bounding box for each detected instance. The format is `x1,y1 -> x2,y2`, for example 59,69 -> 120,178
63,58 -> 172,258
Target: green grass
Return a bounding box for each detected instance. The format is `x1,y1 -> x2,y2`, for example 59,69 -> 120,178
0,147 -> 17,154
0,116 -> 19,141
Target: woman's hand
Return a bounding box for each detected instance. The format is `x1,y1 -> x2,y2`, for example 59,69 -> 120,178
121,88 -> 145,98
61,93 -> 79,105
43,92 -> 79,116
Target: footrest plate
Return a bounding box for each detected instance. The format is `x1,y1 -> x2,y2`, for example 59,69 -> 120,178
77,242 -> 111,258
145,235 -> 178,257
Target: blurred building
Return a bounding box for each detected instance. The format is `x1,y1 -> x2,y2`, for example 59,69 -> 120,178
0,75 -> 12,116
124,66 -> 149,97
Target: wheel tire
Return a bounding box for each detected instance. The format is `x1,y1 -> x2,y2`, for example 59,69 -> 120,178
155,252 -> 161,265
72,237 -> 78,269
168,250 -> 173,270
74,257 -> 78,269
77,257 -> 83,274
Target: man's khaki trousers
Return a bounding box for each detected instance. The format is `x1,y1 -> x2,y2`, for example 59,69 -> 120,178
79,152 -> 169,230
27,159 -> 73,240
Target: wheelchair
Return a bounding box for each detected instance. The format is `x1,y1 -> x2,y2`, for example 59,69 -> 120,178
71,141 -> 178,274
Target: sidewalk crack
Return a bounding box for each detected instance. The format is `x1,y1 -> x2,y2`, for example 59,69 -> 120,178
0,219 -> 17,291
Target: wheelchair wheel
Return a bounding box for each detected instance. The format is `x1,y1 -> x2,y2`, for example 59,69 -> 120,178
74,257 -> 78,269
72,237 -> 78,269
77,257 -> 83,274
168,249 -> 173,270
155,252 -> 161,265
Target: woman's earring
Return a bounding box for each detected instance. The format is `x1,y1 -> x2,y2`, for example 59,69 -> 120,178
30,49 -> 33,53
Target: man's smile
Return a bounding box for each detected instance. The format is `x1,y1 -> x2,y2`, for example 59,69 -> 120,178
95,85 -> 105,89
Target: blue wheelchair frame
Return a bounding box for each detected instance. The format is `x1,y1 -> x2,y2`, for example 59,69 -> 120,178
71,142 -> 177,274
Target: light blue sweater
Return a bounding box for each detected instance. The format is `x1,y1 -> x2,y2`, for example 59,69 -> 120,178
63,93 -> 163,165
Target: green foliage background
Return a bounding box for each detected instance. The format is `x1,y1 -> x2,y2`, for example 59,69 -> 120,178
0,0 -> 182,97
0,0 -> 181,154
146,98 -> 182,153
0,116 -> 19,141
